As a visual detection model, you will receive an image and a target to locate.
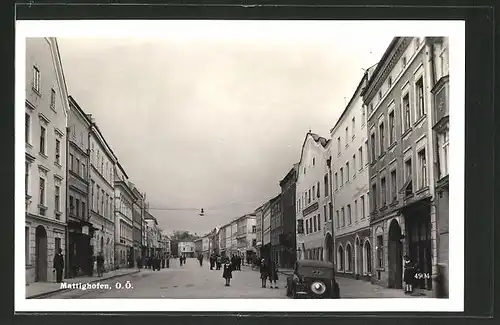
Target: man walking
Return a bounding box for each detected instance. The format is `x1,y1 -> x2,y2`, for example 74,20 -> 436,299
53,248 -> 64,283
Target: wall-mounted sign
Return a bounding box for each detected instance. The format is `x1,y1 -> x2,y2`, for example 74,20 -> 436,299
303,201 -> 319,217
82,225 -> 89,235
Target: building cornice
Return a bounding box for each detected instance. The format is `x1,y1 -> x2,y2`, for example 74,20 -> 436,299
90,124 -> 118,163
363,37 -> 412,104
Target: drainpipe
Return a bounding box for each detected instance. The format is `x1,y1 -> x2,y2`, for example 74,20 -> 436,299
327,156 -> 337,290
64,127 -> 70,279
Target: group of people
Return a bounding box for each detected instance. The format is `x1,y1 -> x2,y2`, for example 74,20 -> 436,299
259,258 -> 279,288
179,255 -> 187,266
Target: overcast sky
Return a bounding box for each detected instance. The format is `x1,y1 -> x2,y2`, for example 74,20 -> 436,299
57,23 -> 393,236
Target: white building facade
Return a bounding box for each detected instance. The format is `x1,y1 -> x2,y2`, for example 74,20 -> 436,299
178,241 -> 195,258
236,214 -> 257,256
114,162 -> 137,268
89,120 -> 117,271
25,37 -> 70,283
295,133 -> 331,261
331,69 -> 373,279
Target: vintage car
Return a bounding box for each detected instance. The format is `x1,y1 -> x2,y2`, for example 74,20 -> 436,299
286,260 -> 340,299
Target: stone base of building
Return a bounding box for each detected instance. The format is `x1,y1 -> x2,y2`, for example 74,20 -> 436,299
26,214 -> 66,284
334,227 -> 372,277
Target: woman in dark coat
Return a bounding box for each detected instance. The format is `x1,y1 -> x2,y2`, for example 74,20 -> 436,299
222,260 -> 233,286
268,261 -> 279,288
403,256 -> 414,294
259,258 -> 268,288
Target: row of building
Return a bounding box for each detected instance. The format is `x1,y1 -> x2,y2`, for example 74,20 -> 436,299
201,37 -> 450,294
24,38 -> 170,284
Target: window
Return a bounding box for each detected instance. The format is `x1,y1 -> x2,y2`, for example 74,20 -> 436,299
347,204 -> 352,225
55,238 -> 61,254
39,126 -> 46,155
91,180 -> 95,210
317,182 -> 320,198
371,183 -> 377,211
329,202 -> 333,221
69,196 -> 74,215
96,186 -> 100,213
82,163 -> 86,179
340,168 -> 344,185
369,103 -> 374,114
317,214 -> 321,231
377,235 -> 384,268
354,199 -> 358,222
75,198 -> 80,217
358,147 -> 363,170
440,129 -> 449,177
403,93 -> 411,131
337,137 -> 341,153
346,162 -> 349,182
25,113 -> 31,144
324,174 -> 329,197
334,173 -> 338,190
416,77 -> 425,118
418,149 -> 428,189
313,215 -> 317,232
50,88 -> 56,108
25,162 -> 30,196
352,117 -> 355,138
76,158 -> 80,175
323,205 -> 327,222
312,186 -> 316,200
312,157 -> 315,166
381,177 -> 387,206
308,189 -> 311,204
304,167 -> 306,175
361,195 -> 365,219
252,225 -> 256,233
378,90 -> 382,101
101,190 -> 105,215
362,106 -> 366,124
341,207 -> 345,227
389,110 -> 395,144
405,158 -> 413,182
379,122 -> 385,153
39,177 -> 45,206
352,154 -> 356,175
55,139 -> 61,164
69,154 -> 74,171
370,132 -> 376,162
388,75 -> 392,87
336,210 -> 340,228
391,170 -> 397,202
25,227 -> 30,264
402,56 -> 407,68
364,141 -> 369,165
33,66 -> 40,92
54,185 -> 60,213
82,201 -> 86,219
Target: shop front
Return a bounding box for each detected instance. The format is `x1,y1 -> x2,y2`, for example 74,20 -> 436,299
67,220 -> 95,277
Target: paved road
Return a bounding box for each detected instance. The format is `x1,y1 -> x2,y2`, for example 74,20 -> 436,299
44,258 -> 288,299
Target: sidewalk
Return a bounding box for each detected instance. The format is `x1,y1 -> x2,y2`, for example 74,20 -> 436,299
26,268 -> 139,299
244,265 -> 427,298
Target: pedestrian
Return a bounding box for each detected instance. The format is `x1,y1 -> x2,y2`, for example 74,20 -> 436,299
166,255 -> 170,268
238,255 -> 242,270
268,261 -> 279,288
222,260 -> 233,286
403,256 -> 414,294
259,258 -> 268,288
179,255 -> 183,266
216,255 -> 222,270
53,248 -> 64,283
136,255 -> 142,271
96,252 -> 104,277
434,263 -> 448,298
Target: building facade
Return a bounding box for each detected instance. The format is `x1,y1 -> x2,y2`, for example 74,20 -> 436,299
178,241 -> 195,258
66,97 -> 93,278
429,37 -> 449,297
145,213 -> 159,256
331,69 -> 374,280
218,226 -> 227,256
114,162 -> 137,268
254,205 -> 263,258
235,214 -> 257,260
261,200 -> 272,261
230,222 -> 238,256
270,195 -> 283,265
295,132 -> 330,261
131,187 -> 143,265
25,37 -> 70,283
363,37 -> 439,292
202,236 -> 210,259
194,238 -> 202,257
278,164 -> 298,269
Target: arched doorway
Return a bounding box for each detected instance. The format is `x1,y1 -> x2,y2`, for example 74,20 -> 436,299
388,219 -> 403,288
355,237 -> 362,276
337,245 -> 344,271
346,244 -> 352,272
364,240 -> 372,275
35,225 -> 47,282
325,233 -> 333,262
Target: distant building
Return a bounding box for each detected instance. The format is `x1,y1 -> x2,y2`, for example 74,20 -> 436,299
261,198 -> 275,261
194,238 -> 202,257
270,195 -> 282,265
131,187 -> 144,264
235,214 -> 257,260
254,205 -> 264,258
218,226 -> 227,256
178,241 -> 195,258
278,164 -> 299,269
295,132 -> 331,261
